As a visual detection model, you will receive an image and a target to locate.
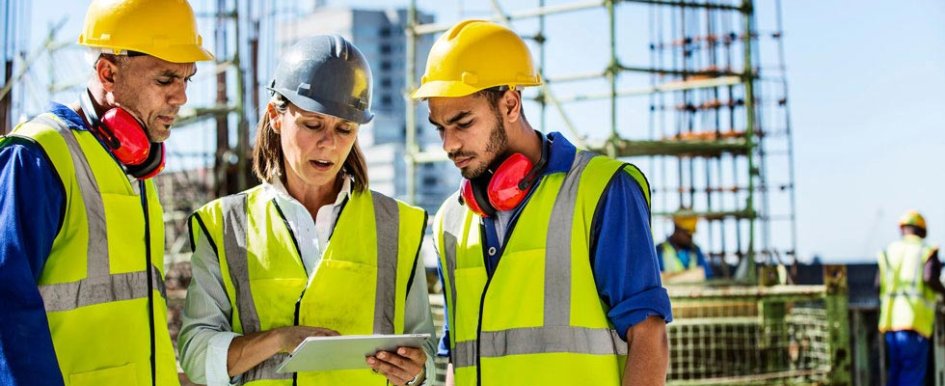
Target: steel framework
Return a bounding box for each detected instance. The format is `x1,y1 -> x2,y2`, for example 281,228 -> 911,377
404,0 -> 798,283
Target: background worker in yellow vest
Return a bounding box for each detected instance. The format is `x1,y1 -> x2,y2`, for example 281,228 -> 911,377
178,35 -> 435,386
0,1 -> 212,385
414,20 -> 672,386
657,210 -> 713,282
878,210 -> 945,386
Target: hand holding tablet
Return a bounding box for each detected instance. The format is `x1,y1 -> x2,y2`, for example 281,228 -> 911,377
275,333 -> 430,373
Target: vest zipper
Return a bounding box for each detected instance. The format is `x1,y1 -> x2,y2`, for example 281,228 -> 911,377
474,244 -> 493,386
139,180 -> 157,386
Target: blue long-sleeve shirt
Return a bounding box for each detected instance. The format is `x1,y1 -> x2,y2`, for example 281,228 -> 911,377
0,104 -> 92,386
438,132 -> 673,356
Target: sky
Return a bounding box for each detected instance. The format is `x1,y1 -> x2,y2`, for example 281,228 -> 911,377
15,0 -> 945,263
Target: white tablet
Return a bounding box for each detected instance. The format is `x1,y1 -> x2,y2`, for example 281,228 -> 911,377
275,333 -> 431,373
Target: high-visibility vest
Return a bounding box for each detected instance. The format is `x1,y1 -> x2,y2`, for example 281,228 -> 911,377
878,235 -> 940,337
659,241 -> 701,273
434,150 -> 651,386
9,113 -> 178,386
191,185 -> 426,385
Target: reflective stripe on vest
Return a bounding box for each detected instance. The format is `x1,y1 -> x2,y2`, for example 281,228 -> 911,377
878,238 -> 938,337
13,113 -> 177,386
219,190 -> 405,382
451,326 -> 628,368
441,150 -> 628,371
31,115 -> 166,311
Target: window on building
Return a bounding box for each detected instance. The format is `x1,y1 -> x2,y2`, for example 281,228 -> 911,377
382,95 -> 393,106
381,61 -> 392,71
380,27 -> 391,37
381,44 -> 392,54
381,78 -> 392,88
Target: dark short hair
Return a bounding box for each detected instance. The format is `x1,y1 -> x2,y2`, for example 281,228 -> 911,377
474,86 -> 528,122
474,87 -> 506,108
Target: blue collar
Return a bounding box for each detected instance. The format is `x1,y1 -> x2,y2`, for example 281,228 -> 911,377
48,102 -> 90,131
541,132 -> 578,175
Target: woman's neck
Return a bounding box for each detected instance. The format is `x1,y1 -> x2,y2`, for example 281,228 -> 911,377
283,173 -> 342,220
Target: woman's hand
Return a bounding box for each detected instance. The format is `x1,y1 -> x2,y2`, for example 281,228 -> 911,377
227,326 -> 339,377
275,326 -> 340,353
366,347 -> 426,385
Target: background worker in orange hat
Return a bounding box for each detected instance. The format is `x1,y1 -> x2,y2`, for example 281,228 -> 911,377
657,210 -> 713,282
878,210 -> 945,386
415,19 -> 671,386
0,1 -> 212,385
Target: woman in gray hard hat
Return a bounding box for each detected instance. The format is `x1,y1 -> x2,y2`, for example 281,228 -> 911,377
178,35 -> 435,386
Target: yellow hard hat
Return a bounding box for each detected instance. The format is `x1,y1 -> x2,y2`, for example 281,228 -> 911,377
899,210 -> 927,230
673,210 -> 698,234
78,0 -> 213,63
412,20 -> 542,99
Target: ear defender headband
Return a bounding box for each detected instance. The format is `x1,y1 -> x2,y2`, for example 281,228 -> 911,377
459,132 -> 551,218
80,90 -> 165,179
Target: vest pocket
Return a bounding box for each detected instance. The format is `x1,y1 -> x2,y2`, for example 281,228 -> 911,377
303,259 -> 379,332
68,363 -> 138,386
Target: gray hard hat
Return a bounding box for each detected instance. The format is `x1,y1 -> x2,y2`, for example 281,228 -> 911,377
268,35 -> 374,124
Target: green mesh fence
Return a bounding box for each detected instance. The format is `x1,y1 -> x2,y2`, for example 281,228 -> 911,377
667,284 -> 846,385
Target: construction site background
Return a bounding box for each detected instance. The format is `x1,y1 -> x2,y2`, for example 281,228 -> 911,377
2,0 -> 944,385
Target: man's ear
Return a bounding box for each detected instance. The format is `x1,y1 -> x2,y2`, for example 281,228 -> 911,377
95,57 -> 118,92
501,89 -> 522,124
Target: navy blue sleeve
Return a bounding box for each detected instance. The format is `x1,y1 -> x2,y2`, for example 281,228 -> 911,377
590,170 -> 673,341
0,139 -> 66,386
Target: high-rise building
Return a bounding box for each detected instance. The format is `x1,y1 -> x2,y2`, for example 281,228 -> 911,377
278,7 -> 460,215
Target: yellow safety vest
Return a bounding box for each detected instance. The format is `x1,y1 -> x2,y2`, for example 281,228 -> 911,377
10,113 -> 178,386
659,241 -> 701,273
434,150 -> 651,386
878,235 -> 939,337
191,185 -> 426,385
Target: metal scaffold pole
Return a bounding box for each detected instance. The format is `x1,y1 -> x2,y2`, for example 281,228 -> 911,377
406,0 -> 418,205
741,0 -> 757,283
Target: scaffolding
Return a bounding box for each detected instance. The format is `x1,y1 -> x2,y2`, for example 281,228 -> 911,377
406,0 -> 814,384
404,0 -> 797,283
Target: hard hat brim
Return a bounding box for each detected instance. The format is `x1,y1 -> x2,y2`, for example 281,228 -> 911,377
411,80 -> 482,100
83,43 -> 214,63
271,87 -> 374,125
144,45 -> 214,63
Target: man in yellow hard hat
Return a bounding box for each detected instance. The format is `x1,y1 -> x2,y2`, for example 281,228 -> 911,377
0,1 -> 212,385
878,210 -> 945,386
414,20 -> 670,386
657,210 -> 713,282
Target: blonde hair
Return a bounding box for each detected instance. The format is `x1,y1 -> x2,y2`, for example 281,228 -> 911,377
252,93 -> 369,192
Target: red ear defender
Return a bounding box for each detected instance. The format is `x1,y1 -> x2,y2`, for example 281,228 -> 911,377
460,179 -> 491,218
125,143 -> 166,180
458,132 -> 551,217
458,153 -> 539,218
99,107 -> 151,166
487,153 -> 534,212
80,89 -> 165,179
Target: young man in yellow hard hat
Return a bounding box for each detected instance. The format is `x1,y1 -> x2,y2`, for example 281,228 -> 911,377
414,20 -> 671,386
0,1 -> 212,385
657,210 -> 713,282
878,210 -> 945,386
